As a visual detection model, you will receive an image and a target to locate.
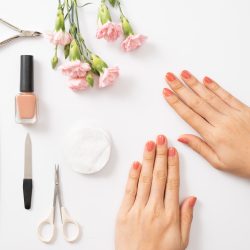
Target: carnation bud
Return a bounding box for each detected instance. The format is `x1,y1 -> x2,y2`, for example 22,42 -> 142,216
120,15 -> 134,37
86,72 -> 94,87
108,0 -> 116,7
98,3 -> 112,25
69,40 -> 81,61
91,54 -> 108,74
55,7 -> 65,32
51,54 -> 58,69
64,44 -> 70,59
70,24 -> 77,37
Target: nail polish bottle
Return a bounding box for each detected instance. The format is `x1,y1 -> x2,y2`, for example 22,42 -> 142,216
15,55 -> 37,124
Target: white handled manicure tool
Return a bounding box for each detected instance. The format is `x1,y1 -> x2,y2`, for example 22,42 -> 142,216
37,165 -> 80,243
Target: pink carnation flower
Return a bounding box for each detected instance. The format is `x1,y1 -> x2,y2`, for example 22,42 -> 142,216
121,34 -> 147,52
99,67 -> 119,88
69,77 -> 89,91
60,60 -> 91,78
96,22 -> 122,42
46,31 -> 72,46
60,60 -> 91,91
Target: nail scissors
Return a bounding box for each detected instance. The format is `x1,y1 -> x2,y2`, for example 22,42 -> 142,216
0,18 -> 41,47
37,165 -> 80,243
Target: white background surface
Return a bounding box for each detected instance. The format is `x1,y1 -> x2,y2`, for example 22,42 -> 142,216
0,0 -> 250,249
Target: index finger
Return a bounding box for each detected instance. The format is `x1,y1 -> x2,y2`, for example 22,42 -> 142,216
163,88 -> 212,137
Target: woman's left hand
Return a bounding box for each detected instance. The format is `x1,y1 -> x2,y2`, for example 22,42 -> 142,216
115,135 -> 197,250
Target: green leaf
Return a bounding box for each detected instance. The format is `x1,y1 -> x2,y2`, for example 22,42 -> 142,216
108,0 -> 117,7
64,44 -> 70,59
98,3 -> 112,24
86,72 -> 94,87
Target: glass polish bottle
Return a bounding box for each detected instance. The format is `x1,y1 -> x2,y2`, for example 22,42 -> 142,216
15,55 -> 37,124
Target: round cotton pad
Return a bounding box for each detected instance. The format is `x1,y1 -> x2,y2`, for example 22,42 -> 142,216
63,126 -> 112,174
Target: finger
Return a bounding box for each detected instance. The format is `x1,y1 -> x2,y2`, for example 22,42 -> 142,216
164,147 -> 179,209
135,141 -> 156,207
148,135 -> 168,206
165,72 -> 220,124
180,70 -> 231,114
177,134 -> 224,170
180,197 -> 197,248
203,76 -> 247,110
163,88 -> 212,137
120,162 -> 141,213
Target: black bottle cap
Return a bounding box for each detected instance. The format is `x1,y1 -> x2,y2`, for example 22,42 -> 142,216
20,55 -> 34,92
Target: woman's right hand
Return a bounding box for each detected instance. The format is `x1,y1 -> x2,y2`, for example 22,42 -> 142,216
163,71 -> 250,178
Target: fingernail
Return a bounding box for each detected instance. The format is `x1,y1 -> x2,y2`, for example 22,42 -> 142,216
163,88 -> 173,97
168,147 -> 176,157
146,141 -> 155,152
157,135 -> 166,145
133,161 -> 140,170
204,76 -> 213,84
189,197 -> 197,207
165,72 -> 176,82
178,137 -> 189,144
181,70 -> 191,79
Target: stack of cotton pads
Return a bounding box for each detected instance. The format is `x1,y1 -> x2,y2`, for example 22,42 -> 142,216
63,125 -> 112,174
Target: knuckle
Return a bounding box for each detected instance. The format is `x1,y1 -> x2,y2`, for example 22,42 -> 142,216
223,93 -> 233,102
190,98 -> 202,108
168,96 -> 180,107
154,170 -> 167,181
182,212 -> 193,224
141,174 -> 152,184
129,172 -> 139,180
125,188 -> 137,198
188,78 -> 199,87
205,93 -> 216,103
173,81 -> 184,91
167,178 -> 179,190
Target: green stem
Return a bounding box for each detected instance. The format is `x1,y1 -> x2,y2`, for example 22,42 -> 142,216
74,0 -> 80,33
117,0 -> 125,17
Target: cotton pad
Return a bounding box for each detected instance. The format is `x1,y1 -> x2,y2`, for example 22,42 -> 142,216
63,126 -> 112,174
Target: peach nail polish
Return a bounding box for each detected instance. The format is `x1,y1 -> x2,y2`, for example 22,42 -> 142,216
168,147 -> 176,157
204,76 -> 213,84
189,197 -> 197,207
181,70 -> 191,79
165,72 -> 176,82
157,135 -> 166,145
146,141 -> 155,152
133,161 -> 140,170
15,55 -> 37,124
178,137 -> 189,144
163,88 -> 173,97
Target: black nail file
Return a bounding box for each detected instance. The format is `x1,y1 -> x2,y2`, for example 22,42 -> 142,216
23,133 -> 33,210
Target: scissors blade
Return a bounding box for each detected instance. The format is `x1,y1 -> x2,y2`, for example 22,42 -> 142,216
24,133 -> 32,179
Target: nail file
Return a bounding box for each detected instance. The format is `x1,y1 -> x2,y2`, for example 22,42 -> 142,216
23,133 -> 33,210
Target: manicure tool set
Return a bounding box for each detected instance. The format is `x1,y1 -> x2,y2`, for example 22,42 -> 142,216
1,15 -> 112,245
0,18 -> 41,47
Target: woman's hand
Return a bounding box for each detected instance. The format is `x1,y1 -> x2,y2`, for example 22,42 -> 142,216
115,135 -> 197,250
163,71 -> 250,178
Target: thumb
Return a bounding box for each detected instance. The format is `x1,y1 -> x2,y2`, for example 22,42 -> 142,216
180,196 -> 197,249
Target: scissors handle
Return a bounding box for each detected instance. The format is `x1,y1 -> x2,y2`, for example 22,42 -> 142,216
61,207 -> 80,243
37,208 -> 56,243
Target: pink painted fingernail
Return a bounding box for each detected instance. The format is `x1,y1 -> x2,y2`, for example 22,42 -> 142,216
204,76 -> 213,84
163,88 -> 173,97
157,135 -> 166,145
189,197 -> 197,207
146,141 -> 155,152
165,72 -> 176,82
133,161 -> 140,170
168,147 -> 176,157
178,137 -> 189,144
181,70 -> 191,79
